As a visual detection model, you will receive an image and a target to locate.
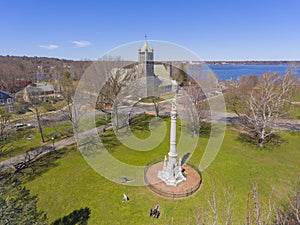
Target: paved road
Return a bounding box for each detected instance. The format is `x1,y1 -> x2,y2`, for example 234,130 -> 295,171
8,108 -> 105,131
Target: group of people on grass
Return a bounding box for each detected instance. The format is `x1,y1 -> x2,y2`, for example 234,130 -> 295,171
122,194 -> 160,218
150,204 -> 160,218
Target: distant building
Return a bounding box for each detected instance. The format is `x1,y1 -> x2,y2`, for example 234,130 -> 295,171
23,83 -> 55,102
0,90 -> 14,112
138,41 -> 155,78
107,40 -> 178,97
36,74 -> 53,80
137,40 -> 178,95
0,79 -> 31,94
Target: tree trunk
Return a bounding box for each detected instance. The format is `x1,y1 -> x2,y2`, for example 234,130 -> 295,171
258,127 -> 265,148
113,106 -> 119,133
35,106 -> 45,143
154,104 -> 159,117
258,139 -> 263,148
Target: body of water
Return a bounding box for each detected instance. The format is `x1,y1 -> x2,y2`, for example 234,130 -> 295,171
205,64 -> 300,81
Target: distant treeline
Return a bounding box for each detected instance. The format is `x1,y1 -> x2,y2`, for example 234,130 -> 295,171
0,55 -> 92,93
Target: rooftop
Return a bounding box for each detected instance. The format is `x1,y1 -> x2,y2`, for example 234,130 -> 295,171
140,40 -> 153,52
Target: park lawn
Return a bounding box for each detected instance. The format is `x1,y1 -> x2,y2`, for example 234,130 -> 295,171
293,88 -> 300,102
139,92 -> 175,103
139,96 -> 164,103
23,116 -> 300,224
0,115 -> 110,162
161,92 -> 175,100
0,121 -> 72,161
95,115 -> 111,127
289,104 -> 300,119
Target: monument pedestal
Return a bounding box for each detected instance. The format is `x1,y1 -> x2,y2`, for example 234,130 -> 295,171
145,162 -> 201,199
157,156 -> 186,186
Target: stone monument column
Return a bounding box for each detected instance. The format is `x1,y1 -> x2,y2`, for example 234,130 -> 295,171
168,100 -> 178,167
157,97 -> 186,186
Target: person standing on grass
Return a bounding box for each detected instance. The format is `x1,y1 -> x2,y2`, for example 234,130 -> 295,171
122,193 -> 129,202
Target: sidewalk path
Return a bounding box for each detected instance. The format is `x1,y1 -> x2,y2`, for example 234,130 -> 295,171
0,136 -> 76,170
0,124 -> 109,170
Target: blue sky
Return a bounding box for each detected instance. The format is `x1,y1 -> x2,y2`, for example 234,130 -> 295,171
1,0 -> 299,60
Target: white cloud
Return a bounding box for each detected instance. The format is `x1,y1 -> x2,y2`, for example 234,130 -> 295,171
72,40 -> 91,47
39,44 -> 59,50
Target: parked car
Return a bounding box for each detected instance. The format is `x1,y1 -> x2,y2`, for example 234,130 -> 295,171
15,123 -> 34,130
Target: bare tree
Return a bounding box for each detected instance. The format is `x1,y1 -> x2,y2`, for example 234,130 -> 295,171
235,70 -> 298,147
0,62 -> 26,93
59,71 -> 77,124
0,108 -> 11,156
286,180 -> 300,224
194,178 -> 300,225
172,63 -> 188,86
195,184 -> 234,225
187,83 -> 209,119
272,180 -> 300,224
96,62 -> 137,131
26,87 -> 45,143
249,181 -> 262,225
185,82 -> 210,135
151,96 -> 160,117
246,178 -> 278,225
225,75 -> 259,112
208,185 -> 219,225
224,186 -> 234,225
0,108 -> 10,139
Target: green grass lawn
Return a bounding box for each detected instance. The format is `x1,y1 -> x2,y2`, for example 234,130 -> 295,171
139,96 -> 164,103
289,104 -> 300,119
22,115 -> 300,224
0,115 -> 110,162
0,121 -> 73,161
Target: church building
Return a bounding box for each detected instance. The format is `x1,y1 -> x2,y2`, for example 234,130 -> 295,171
137,39 -> 178,95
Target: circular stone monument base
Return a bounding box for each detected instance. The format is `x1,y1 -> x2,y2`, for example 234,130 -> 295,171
144,162 -> 202,199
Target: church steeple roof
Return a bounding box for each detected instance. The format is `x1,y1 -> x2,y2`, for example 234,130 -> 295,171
141,40 -> 151,51
140,35 -> 153,52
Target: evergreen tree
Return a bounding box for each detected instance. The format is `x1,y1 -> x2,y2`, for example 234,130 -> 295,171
0,168 -> 47,225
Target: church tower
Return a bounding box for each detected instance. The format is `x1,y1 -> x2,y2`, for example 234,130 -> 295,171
138,37 -> 155,78
138,37 -> 159,97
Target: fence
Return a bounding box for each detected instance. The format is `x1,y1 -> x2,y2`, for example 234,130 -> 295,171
144,160 -> 202,199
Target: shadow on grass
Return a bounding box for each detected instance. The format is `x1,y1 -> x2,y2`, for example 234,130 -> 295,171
129,114 -> 153,132
237,132 -> 284,150
17,147 -> 75,183
100,131 -> 122,152
99,114 -> 165,151
181,152 -> 191,165
51,207 -> 91,225
199,121 -> 212,138
95,115 -> 111,127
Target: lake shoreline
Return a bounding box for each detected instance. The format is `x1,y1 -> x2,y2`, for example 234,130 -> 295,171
205,61 -> 300,65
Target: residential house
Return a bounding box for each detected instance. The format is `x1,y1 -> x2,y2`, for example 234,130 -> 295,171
23,83 -> 55,102
0,90 -> 14,112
